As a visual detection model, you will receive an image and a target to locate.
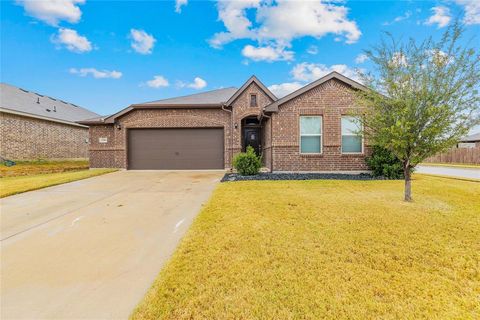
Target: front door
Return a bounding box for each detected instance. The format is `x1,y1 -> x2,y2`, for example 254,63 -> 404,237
243,127 -> 261,155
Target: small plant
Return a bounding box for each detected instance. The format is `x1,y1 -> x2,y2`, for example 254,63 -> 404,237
366,146 -> 405,179
233,146 -> 262,176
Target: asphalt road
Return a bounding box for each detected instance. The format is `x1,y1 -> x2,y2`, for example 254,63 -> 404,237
416,165 -> 480,179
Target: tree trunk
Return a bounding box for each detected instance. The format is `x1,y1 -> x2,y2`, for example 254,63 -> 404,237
403,163 -> 412,201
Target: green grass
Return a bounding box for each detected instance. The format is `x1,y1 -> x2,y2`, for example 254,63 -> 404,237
0,169 -> 117,198
0,159 -> 89,177
132,174 -> 480,319
420,162 -> 480,168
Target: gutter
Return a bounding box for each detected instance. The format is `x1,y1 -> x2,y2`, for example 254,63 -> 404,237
0,107 -> 89,128
131,103 -> 223,108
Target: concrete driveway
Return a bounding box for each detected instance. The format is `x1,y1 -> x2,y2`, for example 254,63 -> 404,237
416,165 -> 480,179
1,170 -> 223,319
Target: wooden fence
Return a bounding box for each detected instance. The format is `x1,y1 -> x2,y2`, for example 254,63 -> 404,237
424,147 -> 480,165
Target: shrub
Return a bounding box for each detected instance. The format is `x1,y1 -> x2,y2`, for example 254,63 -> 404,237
233,146 -> 262,176
366,146 -> 405,179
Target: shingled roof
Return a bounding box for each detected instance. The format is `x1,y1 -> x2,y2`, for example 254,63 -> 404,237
0,83 -> 99,126
83,87 -> 240,124
134,87 -> 238,107
461,132 -> 480,142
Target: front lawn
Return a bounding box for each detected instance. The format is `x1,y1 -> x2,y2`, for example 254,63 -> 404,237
132,175 -> 480,319
0,169 -> 117,198
0,159 -> 89,177
420,162 -> 480,169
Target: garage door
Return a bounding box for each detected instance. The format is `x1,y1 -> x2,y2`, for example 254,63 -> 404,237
128,128 -> 224,170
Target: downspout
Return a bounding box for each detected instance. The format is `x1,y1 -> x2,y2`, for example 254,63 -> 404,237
221,104 -> 233,171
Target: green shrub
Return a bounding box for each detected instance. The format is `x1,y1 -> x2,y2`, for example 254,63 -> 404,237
233,146 -> 262,176
366,146 -> 405,179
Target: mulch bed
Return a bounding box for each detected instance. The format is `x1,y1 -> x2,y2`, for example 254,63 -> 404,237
221,172 -> 385,182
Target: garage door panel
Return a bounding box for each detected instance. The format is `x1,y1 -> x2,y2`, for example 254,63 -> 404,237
128,128 -> 224,170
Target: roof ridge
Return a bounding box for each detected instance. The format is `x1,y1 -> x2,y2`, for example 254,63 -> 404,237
138,87 -> 238,105
264,71 -> 368,112
225,75 -> 277,106
0,82 -> 99,122
1,82 -> 85,109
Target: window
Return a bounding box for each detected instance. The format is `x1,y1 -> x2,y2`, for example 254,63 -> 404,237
250,94 -> 257,107
341,116 -> 363,153
300,116 -> 322,153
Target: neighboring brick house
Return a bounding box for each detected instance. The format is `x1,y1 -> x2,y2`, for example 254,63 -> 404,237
81,72 -> 371,172
0,83 -> 99,160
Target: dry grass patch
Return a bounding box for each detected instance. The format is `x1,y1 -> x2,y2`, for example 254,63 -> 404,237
132,175 -> 480,319
420,162 -> 480,169
0,159 -> 89,177
0,169 -> 117,198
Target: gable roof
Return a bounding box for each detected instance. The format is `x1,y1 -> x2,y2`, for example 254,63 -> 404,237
226,75 -> 277,106
85,87 -> 239,125
1,82 -> 99,127
134,87 -> 238,107
264,71 -> 368,112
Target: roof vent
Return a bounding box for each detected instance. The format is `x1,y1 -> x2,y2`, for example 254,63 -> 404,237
53,106 -> 57,112
36,97 -> 40,104
46,108 -> 51,112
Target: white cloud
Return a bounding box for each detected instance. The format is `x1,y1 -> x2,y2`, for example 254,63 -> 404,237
175,0 -> 188,13
390,52 -> 408,67
241,44 -> 294,62
178,77 -> 208,90
455,0 -> 480,25
189,77 -> 207,89
428,49 -> 453,66
306,45 -> 318,55
16,0 -> 84,26
425,6 -> 451,28
355,53 -> 368,64
51,28 -> 92,53
130,29 -> 156,54
209,0 -> 257,49
209,0 -> 361,61
291,62 -> 362,83
267,82 -> 303,98
383,11 -> 411,26
145,75 -> 169,88
69,68 -> 122,79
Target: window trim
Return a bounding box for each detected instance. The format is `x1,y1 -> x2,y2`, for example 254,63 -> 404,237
341,115 -> 364,154
299,115 -> 323,155
250,94 -> 257,107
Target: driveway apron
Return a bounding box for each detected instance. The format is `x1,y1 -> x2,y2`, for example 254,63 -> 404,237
1,170 -> 223,319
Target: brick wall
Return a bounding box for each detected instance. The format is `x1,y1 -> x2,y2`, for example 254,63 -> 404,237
0,112 -> 89,160
87,78 -> 371,172
230,82 -> 274,166
89,108 -> 231,168
271,79 -> 371,172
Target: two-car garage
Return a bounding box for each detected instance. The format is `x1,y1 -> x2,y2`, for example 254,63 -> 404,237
127,128 -> 224,170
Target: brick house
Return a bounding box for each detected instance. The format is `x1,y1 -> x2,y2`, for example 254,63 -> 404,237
81,72 -> 371,172
0,83 -> 99,160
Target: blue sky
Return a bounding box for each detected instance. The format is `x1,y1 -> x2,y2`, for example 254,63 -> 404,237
1,0 -> 479,128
